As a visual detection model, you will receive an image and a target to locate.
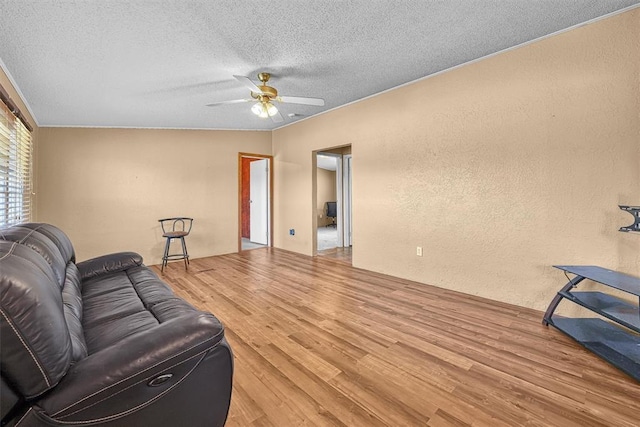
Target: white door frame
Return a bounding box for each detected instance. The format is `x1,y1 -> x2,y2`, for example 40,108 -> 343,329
335,155 -> 344,248
313,150 -> 352,255
314,151 -> 344,253
343,154 -> 352,247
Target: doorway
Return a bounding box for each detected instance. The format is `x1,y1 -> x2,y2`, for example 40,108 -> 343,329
316,153 -> 340,251
314,146 -> 352,263
238,153 -> 273,251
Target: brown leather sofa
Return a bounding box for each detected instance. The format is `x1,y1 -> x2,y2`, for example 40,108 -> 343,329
0,223 -> 233,427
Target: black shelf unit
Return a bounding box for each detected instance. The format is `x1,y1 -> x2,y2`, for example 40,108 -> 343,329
543,265 -> 640,382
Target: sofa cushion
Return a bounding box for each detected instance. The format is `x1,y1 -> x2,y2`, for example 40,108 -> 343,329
81,263 -> 197,354
17,223 -> 75,265
83,280 -> 147,326
0,225 -> 68,288
84,311 -> 159,353
62,263 -> 88,361
149,297 -> 200,322
1,224 -> 88,362
76,251 -> 143,282
0,241 -> 72,398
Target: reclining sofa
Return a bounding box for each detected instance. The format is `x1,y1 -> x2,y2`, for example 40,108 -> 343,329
0,223 -> 233,427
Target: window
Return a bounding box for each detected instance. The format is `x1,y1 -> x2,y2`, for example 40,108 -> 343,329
0,99 -> 33,228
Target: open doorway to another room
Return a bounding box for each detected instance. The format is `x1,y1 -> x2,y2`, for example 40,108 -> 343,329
314,146 -> 352,264
238,153 -> 273,251
317,153 -> 339,251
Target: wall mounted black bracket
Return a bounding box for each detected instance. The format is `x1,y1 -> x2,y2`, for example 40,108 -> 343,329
619,205 -> 640,233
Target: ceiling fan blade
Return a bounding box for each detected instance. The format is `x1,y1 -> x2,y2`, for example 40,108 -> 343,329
277,95 -> 325,107
233,75 -> 263,94
206,99 -> 253,107
270,110 -> 284,123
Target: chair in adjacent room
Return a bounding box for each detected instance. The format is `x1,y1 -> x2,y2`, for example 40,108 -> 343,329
326,201 -> 337,227
159,217 -> 193,271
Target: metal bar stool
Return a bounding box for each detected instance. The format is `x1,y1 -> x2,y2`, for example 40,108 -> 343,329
159,217 -> 193,272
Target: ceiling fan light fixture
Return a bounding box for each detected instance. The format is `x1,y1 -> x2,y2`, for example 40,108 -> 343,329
251,100 -> 278,118
265,101 -> 278,117
251,102 -> 268,118
209,73 -> 324,122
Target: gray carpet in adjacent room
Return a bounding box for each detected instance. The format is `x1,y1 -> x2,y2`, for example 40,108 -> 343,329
317,226 -> 339,251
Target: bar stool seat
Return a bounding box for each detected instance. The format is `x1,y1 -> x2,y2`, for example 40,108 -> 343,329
163,231 -> 189,238
159,217 -> 193,272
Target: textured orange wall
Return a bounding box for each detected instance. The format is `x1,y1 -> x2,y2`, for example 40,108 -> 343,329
273,9 -> 640,310
37,127 -> 271,263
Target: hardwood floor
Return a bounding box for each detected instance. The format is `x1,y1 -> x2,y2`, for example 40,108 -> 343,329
316,246 -> 352,265
151,248 -> 639,427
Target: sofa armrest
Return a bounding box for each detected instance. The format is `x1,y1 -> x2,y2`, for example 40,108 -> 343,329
34,313 -> 227,422
76,252 -> 143,281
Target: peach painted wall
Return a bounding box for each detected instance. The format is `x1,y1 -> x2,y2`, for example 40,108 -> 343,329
37,127 -> 271,264
272,9 -> 640,310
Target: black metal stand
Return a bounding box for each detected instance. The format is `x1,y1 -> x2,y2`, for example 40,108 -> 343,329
619,205 -> 640,233
543,265 -> 640,382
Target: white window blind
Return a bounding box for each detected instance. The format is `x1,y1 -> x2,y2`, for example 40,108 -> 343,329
0,100 -> 33,228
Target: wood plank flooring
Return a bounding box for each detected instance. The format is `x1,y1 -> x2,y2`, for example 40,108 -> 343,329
151,248 -> 639,427
316,247 -> 352,265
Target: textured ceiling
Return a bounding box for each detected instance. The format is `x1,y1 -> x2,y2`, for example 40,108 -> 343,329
0,1 -> 638,130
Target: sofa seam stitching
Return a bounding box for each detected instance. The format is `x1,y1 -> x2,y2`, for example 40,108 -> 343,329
14,407 -> 32,426
0,308 -> 52,388
8,225 -> 42,244
0,241 -> 18,261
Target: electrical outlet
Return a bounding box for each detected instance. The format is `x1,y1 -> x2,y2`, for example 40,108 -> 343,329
289,229 -> 295,236
416,246 -> 423,256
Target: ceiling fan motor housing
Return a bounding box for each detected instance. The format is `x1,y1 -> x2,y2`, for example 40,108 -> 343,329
253,72 -> 278,100
254,85 -> 278,100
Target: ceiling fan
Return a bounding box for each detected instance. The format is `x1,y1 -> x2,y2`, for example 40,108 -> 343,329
206,72 -> 325,123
